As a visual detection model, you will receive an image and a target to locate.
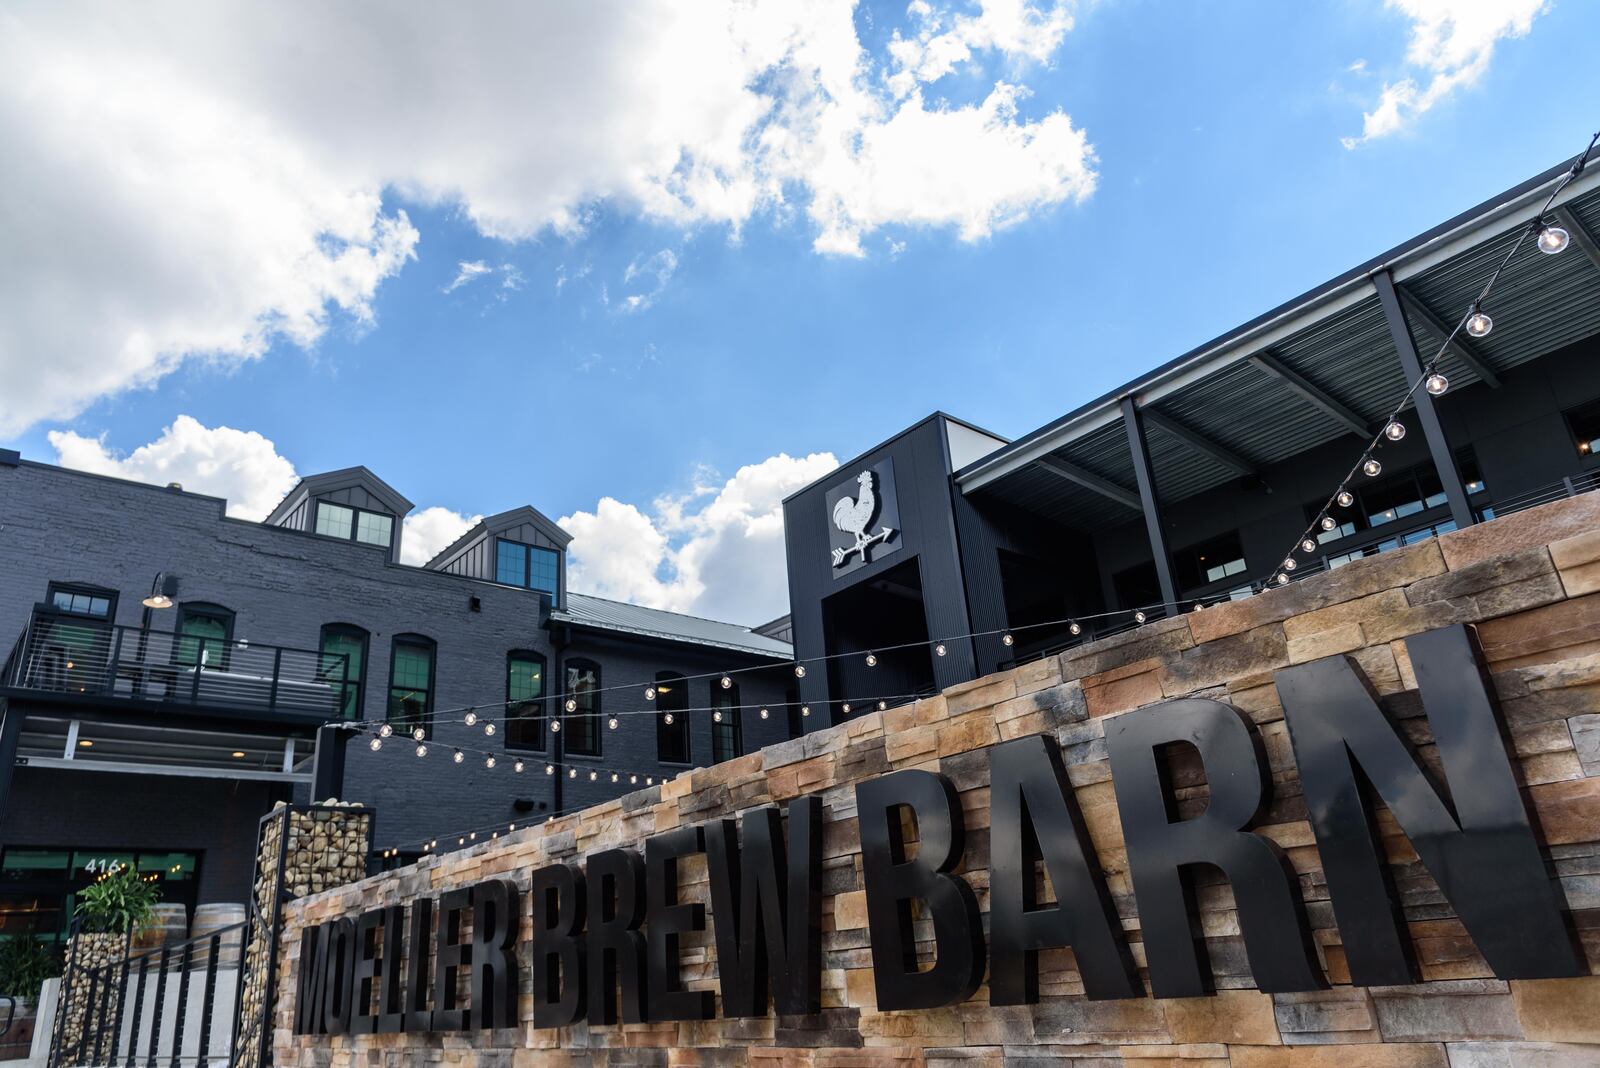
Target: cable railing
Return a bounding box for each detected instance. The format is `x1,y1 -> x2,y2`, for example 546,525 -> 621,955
3,610 -> 349,721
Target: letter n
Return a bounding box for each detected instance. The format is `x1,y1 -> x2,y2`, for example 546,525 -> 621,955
1276,623 -> 1582,984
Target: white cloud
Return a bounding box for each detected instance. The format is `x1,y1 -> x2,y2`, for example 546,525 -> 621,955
46,416 -> 298,520
401,506 -> 483,566
0,0 -> 1094,434
443,261 -> 492,292
620,249 -> 679,312
1342,0 -> 1546,148
560,451 -> 838,625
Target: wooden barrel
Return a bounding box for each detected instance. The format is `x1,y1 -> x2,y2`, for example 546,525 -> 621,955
133,903 -> 187,953
188,903 -> 246,969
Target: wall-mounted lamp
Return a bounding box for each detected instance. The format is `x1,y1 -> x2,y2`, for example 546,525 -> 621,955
142,572 -> 179,610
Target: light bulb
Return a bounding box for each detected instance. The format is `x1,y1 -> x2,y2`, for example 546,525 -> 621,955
801,705 -> 811,717
935,643 -> 947,657
1466,310 -> 1492,337
1336,490 -> 1355,508
1276,573 -> 1289,585
569,768 -> 576,778
415,744 -> 427,758
545,764 -> 554,775
720,676 -> 732,689
564,698 -> 577,713
514,761 -> 525,773
1363,458 -> 1382,477
484,722 -> 496,736
369,737 -> 382,751
865,653 -> 877,667
1133,610 -> 1146,624
878,700 -> 887,711
1301,538 -> 1317,553
589,770 -> 597,781
464,710 -> 477,726
1283,558 -> 1297,571
759,707 -> 770,719
646,777 -> 654,785
663,712 -> 674,725
452,749 -> 464,764
713,710 -> 723,722
630,774 -> 638,784
1321,515 -> 1338,531
608,716 -> 619,730
1001,633 -> 1014,646
413,728 -> 426,742
1425,372 -> 1449,396
485,756 -> 496,769
550,719 -> 561,732
611,772 -> 619,783
794,664 -> 806,678
378,723 -> 393,738
1069,621 -> 1082,636
1384,421 -> 1406,441
1538,225 -> 1570,255
459,837 -> 465,845
645,686 -> 656,700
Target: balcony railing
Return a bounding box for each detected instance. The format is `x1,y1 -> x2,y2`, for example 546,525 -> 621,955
2,610 -> 349,722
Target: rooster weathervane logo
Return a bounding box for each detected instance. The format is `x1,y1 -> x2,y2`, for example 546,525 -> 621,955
831,469 -> 896,568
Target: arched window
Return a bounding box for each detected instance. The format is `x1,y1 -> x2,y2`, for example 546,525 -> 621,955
320,624 -> 370,721
388,634 -> 436,738
506,651 -> 546,751
176,603 -> 234,668
564,659 -> 601,757
711,680 -> 742,763
655,671 -> 689,764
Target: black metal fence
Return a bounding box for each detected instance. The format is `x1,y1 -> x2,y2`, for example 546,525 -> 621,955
46,918 -> 245,1068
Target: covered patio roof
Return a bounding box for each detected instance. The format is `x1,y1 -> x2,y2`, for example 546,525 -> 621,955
959,156 -> 1600,534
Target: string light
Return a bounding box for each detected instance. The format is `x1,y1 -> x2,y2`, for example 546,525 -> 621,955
935,643 -> 947,656
1133,610 -> 1146,624
545,764 -> 554,775
1282,558 -> 1297,571
452,749 -> 464,764
1001,633 -> 1014,646
568,768 -> 576,778
1336,490 -> 1355,508
1425,372 -> 1449,396
589,770 -> 597,781
663,712 -> 674,725
514,760 -> 525,773
877,700 -> 888,711
608,716 -> 619,730
369,736 -> 382,751
484,721 -> 496,736
865,653 -> 877,667
720,675 -> 733,689
1300,538 -> 1317,553
1538,224 -> 1571,254
485,755 -> 496,769
415,744 -> 427,758
464,710 -> 477,726
645,686 -> 656,700
1362,458 -> 1382,477
794,664 -> 806,678
1384,421 -> 1406,441
1069,621 -> 1082,635
713,709 -> 723,722
801,705 -> 811,717
1465,308 -> 1493,338
564,698 -> 577,713
759,707 -> 770,719
550,719 -> 561,732
1320,515 -> 1338,531
841,703 -> 851,714
1276,572 -> 1289,585
378,723 -> 393,738
412,728 -> 426,742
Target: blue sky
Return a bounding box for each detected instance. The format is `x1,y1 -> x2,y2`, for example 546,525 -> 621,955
2,0 -> 1594,623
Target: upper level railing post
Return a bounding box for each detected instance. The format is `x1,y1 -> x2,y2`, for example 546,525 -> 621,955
268,648 -> 283,716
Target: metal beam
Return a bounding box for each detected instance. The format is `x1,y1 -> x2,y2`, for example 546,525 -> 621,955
1247,352 -> 1370,437
1034,456 -> 1142,511
1121,397 -> 1178,611
1394,285 -> 1501,388
1141,409 -> 1256,477
1550,205 -> 1600,274
1373,269 -> 1475,530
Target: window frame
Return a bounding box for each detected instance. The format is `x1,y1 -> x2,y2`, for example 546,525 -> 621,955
494,538 -> 561,597
1563,397 -> 1600,464
319,623 -> 370,722
1172,531 -> 1248,594
505,650 -> 548,752
174,602 -> 235,669
45,582 -> 118,621
654,670 -> 691,765
313,499 -> 395,550
711,681 -> 743,764
563,658 -> 602,757
387,634 -> 437,739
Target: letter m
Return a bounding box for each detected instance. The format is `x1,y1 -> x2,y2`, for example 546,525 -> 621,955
1275,623 -> 1581,985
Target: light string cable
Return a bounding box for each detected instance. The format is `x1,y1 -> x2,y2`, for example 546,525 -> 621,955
328,590 -> 1229,740
375,799 -> 624,859
1264,128 -> 1600,593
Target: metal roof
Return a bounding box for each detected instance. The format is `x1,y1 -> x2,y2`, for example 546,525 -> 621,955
552,593 -> 794,659
961,155 -> 1600,532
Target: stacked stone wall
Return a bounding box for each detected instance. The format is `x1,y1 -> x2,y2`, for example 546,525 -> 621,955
276,494 -> 1600,1067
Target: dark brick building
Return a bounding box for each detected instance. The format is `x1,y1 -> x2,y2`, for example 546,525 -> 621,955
0,459 -> 795,938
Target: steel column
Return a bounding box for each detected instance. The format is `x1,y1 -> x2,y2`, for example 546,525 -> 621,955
1372,269 -> 1475,531
0,704 -> 21,823
309,723 -> 349,802
1120,397 -> 1179,612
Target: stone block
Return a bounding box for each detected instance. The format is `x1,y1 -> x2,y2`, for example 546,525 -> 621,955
1272,988 -> 1377,1045
1162,989 -> 1281,1044
1370,986 -> 1521,1041
1230,1044 -> 1449,1068
1443,1040 -> 1600,1067
1029,996 -> 1170,1042
1438,492 -> 1600,570
1083,659 -> 1167,718
946,674 -> 1018,716
1526,777 -> 1600,845
1475,593 -> 1600,669
1570,715 -> 1600,776
938,715 -> 1001,757
1287,622 -> 1366,664
1063,615 -> 1195,680
1160,625 -> 1290,694
1284,589 -> 1410,643
1510,975 -> 1600,1042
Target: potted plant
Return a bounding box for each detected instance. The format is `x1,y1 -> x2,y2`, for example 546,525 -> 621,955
76,865 -> 161,937
0,934 -> 60,1010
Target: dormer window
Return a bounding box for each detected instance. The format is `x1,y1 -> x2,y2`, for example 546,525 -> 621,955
314,501 -> 394,548
495,539 -> 559,596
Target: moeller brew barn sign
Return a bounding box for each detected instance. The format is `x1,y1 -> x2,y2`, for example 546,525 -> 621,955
292,624 -> 1582,1037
